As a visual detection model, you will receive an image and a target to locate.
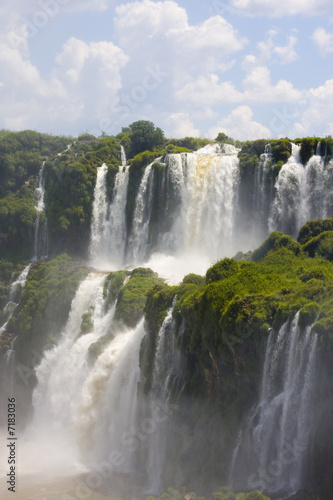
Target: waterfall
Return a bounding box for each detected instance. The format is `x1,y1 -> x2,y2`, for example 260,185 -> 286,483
0,264 -> 31,337
127,162 -> 155,264
125,148 -> 239,275
145,299 -> 182,494
121,145 -> 127,167
173,150 -> 240,259
5,336 -> 18,395
90,149 -> 131,268
89,164 -> 109,263
103,163 -> 130,266
231,313 -> 318,496
77,319 -> 146,472
33,162 -> 48,260
253,144 -> 274,241
268,144 -> 333,238
268,144 -> 304,237
88,143 -> 333,277
22,272 -> 148,481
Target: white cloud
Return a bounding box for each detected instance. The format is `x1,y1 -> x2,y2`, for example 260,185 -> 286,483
243,65 -> 304,102
290,79 -> 333,137
231,0 -> 333,17
273,35 -> 298,63
114,0 -> 247,80
176,74 -> 242,105
166,112 -> 200,138
312,27 -> 333,56
176,65 -> 303,106
0,33 -> 128,134
208,106 -> 271,141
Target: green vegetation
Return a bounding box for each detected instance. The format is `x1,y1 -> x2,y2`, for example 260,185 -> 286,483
142,487 -> 270,500
44,134 -> 121,256
121,120 -> 165,157
115,267 -> 164,327
7,254 -> 88,370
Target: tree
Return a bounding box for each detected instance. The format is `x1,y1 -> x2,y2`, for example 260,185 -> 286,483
128,120 -> 165,156
215,132 -> 230,143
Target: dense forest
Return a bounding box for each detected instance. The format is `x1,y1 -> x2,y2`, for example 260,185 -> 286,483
1,124 -> 333,500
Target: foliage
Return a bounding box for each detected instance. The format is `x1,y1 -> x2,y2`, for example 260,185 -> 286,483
44,135 -> 121,256
125,120 -> 165,157
80,307 -> 94,334
206,259 -> 239,283
252,231 -> 301,262
8,255 -> 88,370
298,218 -> 333,245
115,267 -> 164,327
167,137 -> 211,152
212,487 -> 270,500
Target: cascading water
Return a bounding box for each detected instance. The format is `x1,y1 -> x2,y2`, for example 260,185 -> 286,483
89,163 -> 109,263
253,144 -> 274,242
145,299 -> 180,494
231,313 -> 318,496
268,144 -> 304,237
269,143 -> 333,238
22,271 -> 149,484
0,264 -> 31,337
89,143 -> 333,279
33,162 -> 48,260
127,162 -> 155,265
125,146 -> 240,277
90,147 -> 131,267
103,151 -> 130,266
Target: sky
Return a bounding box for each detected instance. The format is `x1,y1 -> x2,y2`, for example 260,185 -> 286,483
0,0 -> 333,140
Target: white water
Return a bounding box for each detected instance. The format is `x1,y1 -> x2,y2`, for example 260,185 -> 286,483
0,264 -> 31,337
21,272 -> 148,484
33,162 -> 48,260
253,144 -> 274,242
231,313 -> 318,495
146,303 -> 176,493
104,164 -> 130,266
90,148 -> 131,268
269,144 -> 333,238
125,150 -> 240,280
127,162 -> 155,265
88,144 -> 333,283
268,144 -> 304,237
89,164 -> 109,263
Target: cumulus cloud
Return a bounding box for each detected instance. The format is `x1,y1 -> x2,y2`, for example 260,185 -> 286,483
209,105 -> 271,141
273,35 -> 298,63
176,74 -> 242,105
290,79 -> 333,137
231,0 -> 333,17
242,65 -> 304,102
167,112 -> 200,138
0,33 -> 128,134
176,65 -> 303,106
312,27 -> 333,56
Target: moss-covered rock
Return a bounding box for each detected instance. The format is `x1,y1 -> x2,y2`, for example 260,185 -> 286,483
115,267 -> 164,327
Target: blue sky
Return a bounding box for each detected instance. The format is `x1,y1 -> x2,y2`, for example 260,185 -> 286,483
0,0 -> 333,140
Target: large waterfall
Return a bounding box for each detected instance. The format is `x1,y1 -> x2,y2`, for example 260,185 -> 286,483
2,141 -> 332,499
88,143 -> 333,279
